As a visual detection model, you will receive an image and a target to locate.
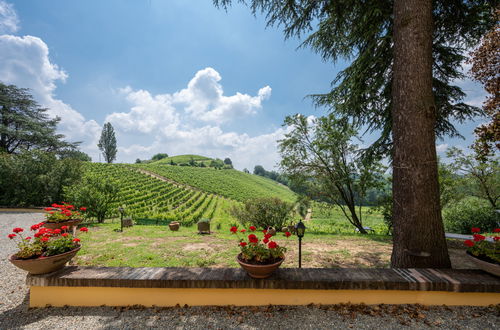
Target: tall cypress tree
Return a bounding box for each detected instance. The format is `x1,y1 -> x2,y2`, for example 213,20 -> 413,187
214,0 -> 497,267
98,122 -> 117,163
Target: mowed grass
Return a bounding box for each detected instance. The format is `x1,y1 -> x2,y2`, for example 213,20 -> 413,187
73,205 -> 395,269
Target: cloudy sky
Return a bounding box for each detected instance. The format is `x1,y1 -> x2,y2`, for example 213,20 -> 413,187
0,0 -> 487,169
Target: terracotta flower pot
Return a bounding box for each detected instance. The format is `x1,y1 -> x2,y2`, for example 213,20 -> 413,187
9,246 -> 81,275
169,222 -> 180,231
43,219 -> 82,230
466,252 -> 500,277
237,254 -> 284,279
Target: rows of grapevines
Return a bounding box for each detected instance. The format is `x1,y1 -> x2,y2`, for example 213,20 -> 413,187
82,163 -> 233,226
137,164 -> 296,202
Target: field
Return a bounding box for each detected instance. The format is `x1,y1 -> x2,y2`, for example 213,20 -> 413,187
137,163 -> 297,202
73,205 -> 474,269
83,163 -> 238,226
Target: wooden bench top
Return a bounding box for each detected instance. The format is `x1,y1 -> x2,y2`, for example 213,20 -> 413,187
26,267 -> 500,293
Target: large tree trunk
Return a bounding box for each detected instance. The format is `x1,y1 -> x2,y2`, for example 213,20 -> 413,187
390,0 -> 451,268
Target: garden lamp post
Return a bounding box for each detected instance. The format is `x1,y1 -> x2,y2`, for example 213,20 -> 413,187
118,207 -> 125,232
295,220 -> 306,268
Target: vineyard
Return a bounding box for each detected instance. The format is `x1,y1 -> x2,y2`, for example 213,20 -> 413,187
136,162 -> 296,202
81,163 -> 238,226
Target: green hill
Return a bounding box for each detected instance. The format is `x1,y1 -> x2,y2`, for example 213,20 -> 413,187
76,163 -> 236,225
136,162 -> 296,202
155,154 -> 212,165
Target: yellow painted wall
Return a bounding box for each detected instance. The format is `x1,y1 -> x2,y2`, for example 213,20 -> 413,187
29,286 -> 500,307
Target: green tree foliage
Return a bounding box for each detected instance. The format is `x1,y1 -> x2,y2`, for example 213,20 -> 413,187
468,10 -> 500,160
223,157 -> 233,166
65,173 -> 119,223
98,122 -> 117,163
0,83 -> 76,154
231,197 -> 293,229
253,165 -> 289,186
152,153 -> 169,161
214,0 -> 496,158
0,150 -> 83,206
443,197 -> 498,234
58,149 -> 92,162
446,147 -> 499,208
278,114 -> 385,233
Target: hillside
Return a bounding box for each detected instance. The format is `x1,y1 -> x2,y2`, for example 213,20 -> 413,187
79,163 -> 236,225
155,154 -> 212,165
136,162 -> 297,202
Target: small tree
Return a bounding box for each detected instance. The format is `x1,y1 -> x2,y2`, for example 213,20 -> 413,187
279,114 -> 385,233
446,147 -> 499,209
98,122 -> 117,163
151,153 -> 168,161
224,158 -> 233,166
231,197 -> 292,230
64,174 -> 119,223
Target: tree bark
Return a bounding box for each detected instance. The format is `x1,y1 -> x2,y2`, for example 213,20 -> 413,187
391,0 -> 451,268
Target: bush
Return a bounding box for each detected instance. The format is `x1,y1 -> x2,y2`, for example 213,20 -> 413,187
443,197 -> 498,234
231,197 -> 293,230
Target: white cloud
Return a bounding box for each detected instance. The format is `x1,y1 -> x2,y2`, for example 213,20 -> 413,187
172,67 -> 271,124
0,34 -> 101,157
436,143 -> 448,153
0,0 -> 18,34
106,68 -> 281,169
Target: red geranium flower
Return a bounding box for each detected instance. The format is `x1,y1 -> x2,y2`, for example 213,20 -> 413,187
268,241 -> 278,249
494,236 -> 500,241
249,226 -> 256,231
44,207 -> 52,211
248,234 -> 258,243
51,203 -> 59,208
12,227 -> 23,233
8,234 -> 16,239
62,233 -> 69,237
240,229 -> 246,233
30,224 -> 40,231
79,227 -> 88,232
53,229 -> 61,234
263,238 -> 269,244
464,240 -> 475,247
239,242 -> 247,247
264,233 -> 272,240
73,238 -> 81,243
473,234 -> 486,242
471,227 -> 481,233
61,226 -> 69,231
262,229 -> 267,234
285,231 -> 291,238
80,207 -> 87,211
230,226 -> 238,234
41,237 -> 49,242
494,228 -> 500,233
25,237 -> 31,240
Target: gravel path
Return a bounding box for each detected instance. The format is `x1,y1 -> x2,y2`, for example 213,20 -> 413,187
1,212 -> 499,329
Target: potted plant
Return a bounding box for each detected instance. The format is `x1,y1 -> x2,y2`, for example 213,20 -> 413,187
197,218 -> 211,234
463,227 -> 499,277
231,225 -> 291,278
169,221 -> 180,231
7,223 -> 88,275
43,203 -> 87,230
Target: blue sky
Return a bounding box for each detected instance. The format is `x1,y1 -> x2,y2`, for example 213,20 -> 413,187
0,0 -> 486,169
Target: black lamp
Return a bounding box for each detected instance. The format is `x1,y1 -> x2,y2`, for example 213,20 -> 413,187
295,219 -> 306,268
118,206 -> 125,232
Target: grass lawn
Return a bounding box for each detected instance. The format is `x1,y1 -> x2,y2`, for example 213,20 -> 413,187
72,205 -> 475,269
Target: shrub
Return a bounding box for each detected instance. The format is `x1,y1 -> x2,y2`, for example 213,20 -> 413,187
231,197 -> 293,230
443,197 -> 498,234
